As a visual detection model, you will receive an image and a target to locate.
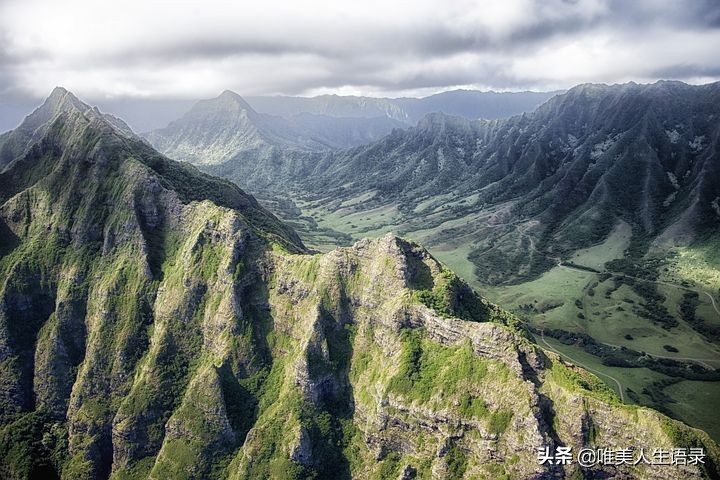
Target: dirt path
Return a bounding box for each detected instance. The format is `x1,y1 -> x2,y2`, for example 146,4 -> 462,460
703,291 -> 720,317
539,331 -> 625,403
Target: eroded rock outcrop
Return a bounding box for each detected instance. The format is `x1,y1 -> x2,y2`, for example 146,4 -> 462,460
0,90 -> 718,480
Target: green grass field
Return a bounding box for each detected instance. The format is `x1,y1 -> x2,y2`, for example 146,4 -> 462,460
270,197 -> 720,442
540,336 -> 720,441
664,380 -> 720,441
666,237 -> 720,292
480,226 -> 720,441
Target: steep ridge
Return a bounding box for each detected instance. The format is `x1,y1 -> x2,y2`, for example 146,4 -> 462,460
172,82 -> 720,443
0,87 -> 136,172
144,90 -> 405,168
249,81 -> 720,284
1,90 -> 719,480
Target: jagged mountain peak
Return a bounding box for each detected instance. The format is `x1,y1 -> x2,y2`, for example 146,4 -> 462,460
20,86 -> 138,137
45,86 -> 77,104
0,87 -> 304,256
2,87 -> 720,478
47,85 -> 71,102
154,89 -> 261,136
217,89 -> 253,107
219,88 -> 238,97
195,89 -> 258,116
145,90 -> 411,166
24,86 -> 92,127
0,87 -> 139,171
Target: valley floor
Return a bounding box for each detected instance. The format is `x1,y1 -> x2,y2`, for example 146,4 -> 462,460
436,225 -> 720,443
265,193 -> 720,443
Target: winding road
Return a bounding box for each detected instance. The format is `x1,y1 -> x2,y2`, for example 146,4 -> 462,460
704,291 -> 720,317
483,218 -> 720,381
539,330 -> 626,403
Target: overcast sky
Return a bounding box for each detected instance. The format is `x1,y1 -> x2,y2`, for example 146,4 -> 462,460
1,0 -> 719,104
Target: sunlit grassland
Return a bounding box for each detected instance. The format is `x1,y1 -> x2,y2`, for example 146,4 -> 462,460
666,237 -> 720,292
475,225 -> 720,441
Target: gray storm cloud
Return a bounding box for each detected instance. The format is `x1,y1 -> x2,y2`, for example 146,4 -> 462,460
0,0 -> 719,103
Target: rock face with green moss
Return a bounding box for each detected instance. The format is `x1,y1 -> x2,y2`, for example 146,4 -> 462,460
0,90 -> 719,479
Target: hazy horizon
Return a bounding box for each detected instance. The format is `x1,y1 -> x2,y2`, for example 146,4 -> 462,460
2,78 -> 719,134
1,85 -> 565,134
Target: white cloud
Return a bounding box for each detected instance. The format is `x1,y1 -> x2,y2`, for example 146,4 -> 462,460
0,0 -> 718,100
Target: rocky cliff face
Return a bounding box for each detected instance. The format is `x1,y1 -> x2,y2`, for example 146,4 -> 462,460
0,90 -> 719,480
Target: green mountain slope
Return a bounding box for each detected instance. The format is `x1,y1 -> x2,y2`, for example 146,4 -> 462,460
292,82 -> 719,279
178,82 -> 719,283
145,80 -> 720,444
278,82 -> 720,442
1,89 -> 719,480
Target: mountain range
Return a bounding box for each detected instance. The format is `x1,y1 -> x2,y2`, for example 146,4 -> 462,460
1,88 -> 718,479
0,89 -> 555,139
309,81 -> 720,279
144,80 -> 720,448
148,81 -> 720,285
244,90 -> 559,124
144,90 -> 406,168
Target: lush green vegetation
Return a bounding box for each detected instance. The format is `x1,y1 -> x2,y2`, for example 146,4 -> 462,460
444,444 -> 468,479
389,329 -> 491,407
546,358 -> 620,405
680,291 -> 720,342
540,328 -> 720,381
488,409 -> 513,435
0,411 -> 65,479
480,224 -> 720,442
617,276 -> 677,329
562,261 -> 600,273
296,403 -> 354,479
411,269 -> 489,322
3,86 -> 720,478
